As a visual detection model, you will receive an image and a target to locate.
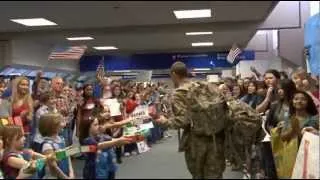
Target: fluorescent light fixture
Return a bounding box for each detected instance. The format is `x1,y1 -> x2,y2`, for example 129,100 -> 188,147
66,37 -> 94,41
10,18 -> 57,26
193,68 -> 211,71
174,9 -> 211,19
93,46 -> 118,50
113,70 -> 131,73
186,32 -> 213,36
191,42 -> 213,47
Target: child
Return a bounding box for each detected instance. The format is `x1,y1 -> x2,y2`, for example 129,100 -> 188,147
33,92 -> 57,153
98,105 -> 132,136
39,112 -> 74,179
98,105 -> 138,157
79,115 -> 134,179
1,125 -> 50,179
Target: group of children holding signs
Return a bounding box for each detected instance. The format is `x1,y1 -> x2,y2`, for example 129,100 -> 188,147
0,97 -> 156,179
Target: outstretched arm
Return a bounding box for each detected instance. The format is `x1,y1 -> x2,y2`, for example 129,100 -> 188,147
156,90 -> 189,129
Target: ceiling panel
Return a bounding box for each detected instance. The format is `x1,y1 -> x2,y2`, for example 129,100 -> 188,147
0,1 -> 274,32
0,1 -> 278,55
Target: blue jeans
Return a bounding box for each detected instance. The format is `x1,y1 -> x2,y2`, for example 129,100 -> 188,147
60,125 -> 73,146
148,124 -> 162,144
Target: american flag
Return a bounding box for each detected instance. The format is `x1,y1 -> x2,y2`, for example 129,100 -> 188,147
226,43 -> 242,64
48,45 -> 87,60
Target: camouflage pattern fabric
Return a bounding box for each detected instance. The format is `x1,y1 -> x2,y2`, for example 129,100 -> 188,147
162,80 -> 263,179
224,97 -> 264,170
162,81 -> 228,179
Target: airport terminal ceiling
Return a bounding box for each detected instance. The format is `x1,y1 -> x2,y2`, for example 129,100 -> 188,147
0,1 -> 278,55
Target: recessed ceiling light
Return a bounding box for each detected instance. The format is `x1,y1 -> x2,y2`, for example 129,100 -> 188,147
191,42 -> 214,47
173,9 -> 211,19
193,68 -> 211,71
93,46 -> 118,50
66,37 -> 94,41
186,32 -> 213,36
10,18 -> 57,26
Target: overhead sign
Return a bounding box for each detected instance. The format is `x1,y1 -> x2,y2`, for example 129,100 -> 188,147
80,50 -> 255,72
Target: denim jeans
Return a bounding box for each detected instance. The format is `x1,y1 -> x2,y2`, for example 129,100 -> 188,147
148,124 -> 162,144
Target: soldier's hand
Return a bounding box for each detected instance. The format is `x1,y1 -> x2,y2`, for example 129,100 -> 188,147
155,115 -> 168,124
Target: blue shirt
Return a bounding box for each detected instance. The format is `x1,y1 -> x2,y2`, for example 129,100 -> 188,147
82,134 -> 117,179
1,87 -> 12,99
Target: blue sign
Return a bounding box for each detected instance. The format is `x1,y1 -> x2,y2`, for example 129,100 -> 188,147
80,50 -> 255,72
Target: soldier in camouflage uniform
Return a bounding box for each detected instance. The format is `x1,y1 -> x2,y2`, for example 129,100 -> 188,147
156,61 -> 226,179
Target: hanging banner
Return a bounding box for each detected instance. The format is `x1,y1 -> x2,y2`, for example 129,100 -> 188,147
291,132 -> 319,179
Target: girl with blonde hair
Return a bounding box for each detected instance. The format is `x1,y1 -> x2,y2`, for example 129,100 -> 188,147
11,76 -> 34,148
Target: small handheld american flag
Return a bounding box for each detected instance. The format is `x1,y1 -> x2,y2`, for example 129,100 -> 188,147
48,45 -> 87,60
226,43 -> 242,64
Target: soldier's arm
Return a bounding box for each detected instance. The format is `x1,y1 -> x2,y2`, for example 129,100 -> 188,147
160,90 -> 189,129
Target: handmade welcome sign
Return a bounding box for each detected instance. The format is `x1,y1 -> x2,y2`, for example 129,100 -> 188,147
129,105 -> 151,125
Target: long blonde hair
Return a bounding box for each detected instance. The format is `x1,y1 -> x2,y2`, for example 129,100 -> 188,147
11,76 -> 33,117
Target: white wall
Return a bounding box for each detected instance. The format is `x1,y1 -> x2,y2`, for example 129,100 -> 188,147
278,1 -> 310,66
10,39 -> 79,72
259,1 -> 301,29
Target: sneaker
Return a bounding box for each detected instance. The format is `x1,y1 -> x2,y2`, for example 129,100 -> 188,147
131,151 -> 138,156
124,152 -> 131,157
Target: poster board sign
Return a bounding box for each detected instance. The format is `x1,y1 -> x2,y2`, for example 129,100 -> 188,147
100,98 -> 122,117
291,132 -> 319,179
137,141 -> 149,153
221,69 -> 233,78
129,105 -> 150,125
136,70 -> 152,82
207,75 -> 219,83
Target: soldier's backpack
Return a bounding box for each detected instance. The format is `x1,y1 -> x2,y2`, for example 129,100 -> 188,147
184,81 -> 229,137
224,98 -> 265,165
183,81 -> 263,155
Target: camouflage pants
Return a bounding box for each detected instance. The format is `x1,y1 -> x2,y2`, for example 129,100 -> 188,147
184,134 -> 226,179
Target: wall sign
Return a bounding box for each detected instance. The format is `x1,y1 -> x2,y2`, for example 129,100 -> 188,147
80,51 -> 255,72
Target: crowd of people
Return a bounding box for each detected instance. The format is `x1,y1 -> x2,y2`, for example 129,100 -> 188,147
0,71 -> 173,179
215,67 -> 319,179
0,63 -> 318,179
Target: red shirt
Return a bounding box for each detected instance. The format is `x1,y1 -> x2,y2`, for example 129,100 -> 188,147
12,103 -> 30,134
